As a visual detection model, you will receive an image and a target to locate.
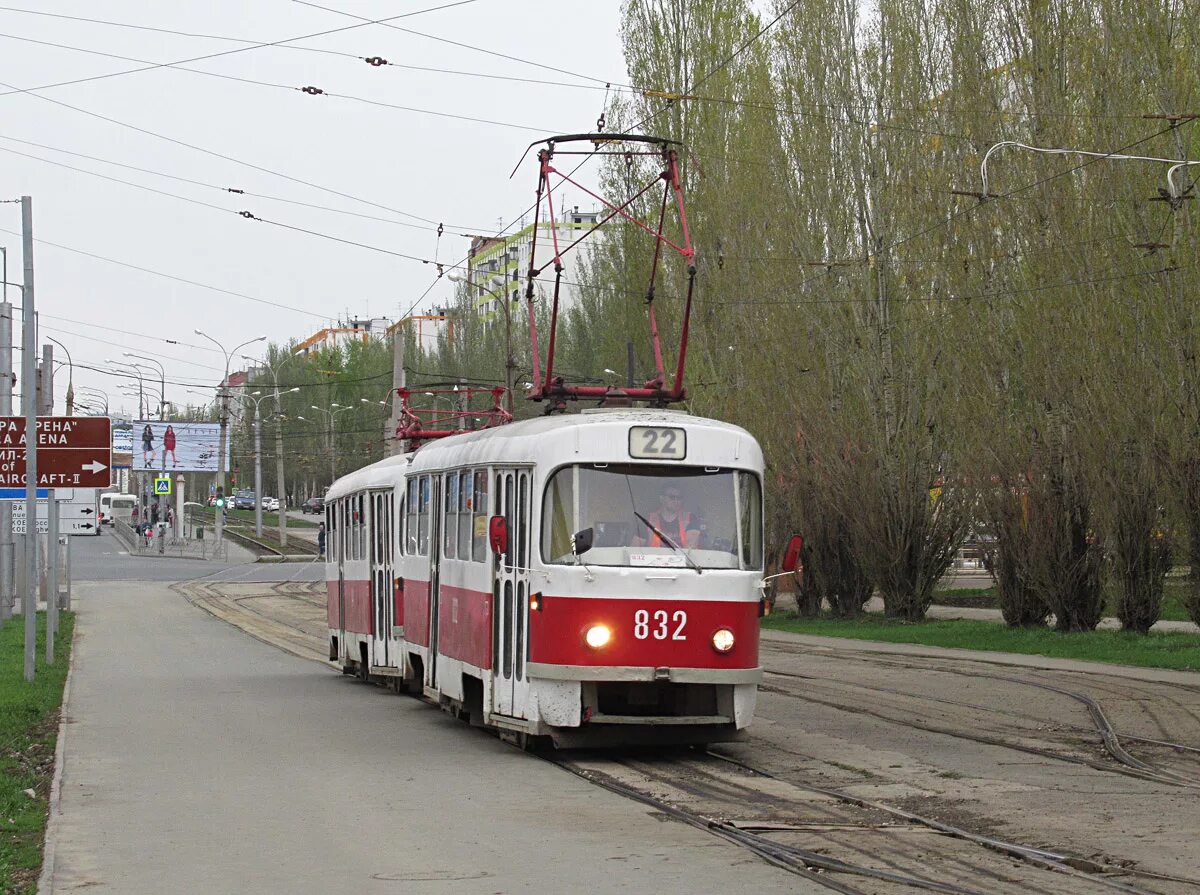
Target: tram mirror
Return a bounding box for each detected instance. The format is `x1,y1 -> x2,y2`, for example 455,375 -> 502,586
571,527 -> 594,556
488,516 -> 509,555
781,535 -> 804,573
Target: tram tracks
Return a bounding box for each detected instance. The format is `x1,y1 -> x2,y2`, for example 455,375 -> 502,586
551,750 -> 1186,895
180,580 -> 1200,892
759,642 -> 1200,789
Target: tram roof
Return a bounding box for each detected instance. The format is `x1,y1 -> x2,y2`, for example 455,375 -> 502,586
326,408 -> 762,500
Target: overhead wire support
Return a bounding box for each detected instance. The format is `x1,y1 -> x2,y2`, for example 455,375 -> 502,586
520,134 -> 697,412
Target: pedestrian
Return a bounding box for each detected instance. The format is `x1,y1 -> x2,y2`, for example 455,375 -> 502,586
150,503 -> 160,527
164,424 -> 178,468
317,521 -> 327,558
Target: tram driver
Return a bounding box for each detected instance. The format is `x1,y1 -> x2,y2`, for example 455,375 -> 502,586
633,483 -> 703,549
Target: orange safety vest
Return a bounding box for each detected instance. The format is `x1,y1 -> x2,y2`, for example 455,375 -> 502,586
648,511 -> 692,547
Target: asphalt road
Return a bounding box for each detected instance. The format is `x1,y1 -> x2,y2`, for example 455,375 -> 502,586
71,529 -> 323,583
44,576 -> 814,894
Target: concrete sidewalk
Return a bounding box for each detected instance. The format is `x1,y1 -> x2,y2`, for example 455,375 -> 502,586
43,581 -> 815,894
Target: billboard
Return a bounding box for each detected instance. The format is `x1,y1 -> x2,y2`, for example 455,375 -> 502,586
132,421 -> 228,473
112,424 -> 133,469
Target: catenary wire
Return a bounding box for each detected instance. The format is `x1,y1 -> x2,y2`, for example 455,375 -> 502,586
0,0 -> 483,98
0,31 -> 561,134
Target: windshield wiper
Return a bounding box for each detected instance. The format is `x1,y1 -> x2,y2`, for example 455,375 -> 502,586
633,510 -> 702,575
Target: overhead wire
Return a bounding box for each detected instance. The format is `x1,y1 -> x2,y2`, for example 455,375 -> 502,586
0,224 -> 330,319
0,0 -> 483,98
0,31 -> 562,133
0,133 -> 487,233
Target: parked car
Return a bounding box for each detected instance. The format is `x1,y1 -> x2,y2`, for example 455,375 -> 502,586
302,497 -> 324,515
233,489 -> 256,510
261,496 -> 280,512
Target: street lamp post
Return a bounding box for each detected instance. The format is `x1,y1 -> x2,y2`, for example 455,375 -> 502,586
308,403 -> 354,488
193,331 -> 265,552
75,387 -> 109,415
231,388 -> 298,538
245,352 -> 301,548
45,337 -> 73,414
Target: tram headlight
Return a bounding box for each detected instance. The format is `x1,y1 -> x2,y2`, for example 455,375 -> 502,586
712,628 -> 735,653
584,624 -> 611,649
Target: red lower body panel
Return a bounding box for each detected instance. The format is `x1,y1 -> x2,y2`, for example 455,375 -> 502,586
404,579 -> 431,646
528,597 -> 759,669
437,585 -> 492,669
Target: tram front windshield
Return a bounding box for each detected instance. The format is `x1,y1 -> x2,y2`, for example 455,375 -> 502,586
542,464 -> 763,570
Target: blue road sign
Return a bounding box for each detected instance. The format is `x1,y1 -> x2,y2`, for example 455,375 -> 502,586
0,488 -> 49,500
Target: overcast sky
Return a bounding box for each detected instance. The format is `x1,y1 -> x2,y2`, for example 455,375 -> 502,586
0,1 -> 626,417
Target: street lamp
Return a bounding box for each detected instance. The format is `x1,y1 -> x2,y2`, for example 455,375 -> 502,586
193,331 -> 265,550
243,351 -> 303,546
108,360 -> 149,418
123,353 -> 166,420
308,403 -> 355,487
75,387 -> 109,415
229,387 -> 296,537
45,337 -> 73,414
448,274 -> 516,409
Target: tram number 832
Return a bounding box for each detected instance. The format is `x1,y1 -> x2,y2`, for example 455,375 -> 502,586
634,609 -> 688,641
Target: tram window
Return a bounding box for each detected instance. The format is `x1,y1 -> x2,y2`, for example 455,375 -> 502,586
502,580 -> 513,679
738,472 -> 763,570
515,580 -> 525,680
358,495 -> 366,560
518,474 -> 528,569
472,471 -> 488,562
541,464 -> 759,570
504,474 -> 515,570
405,479 -> 418,554
444,473 -> 458,559
458,470 -> 472,560
417,475 -> 431,555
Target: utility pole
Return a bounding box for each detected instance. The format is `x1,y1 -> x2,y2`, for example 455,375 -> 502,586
42,344 -> 57,663
253,404 -> 262,537
388,327 -> 405,456
21,196 -> 36,682
0,295 -> 12,625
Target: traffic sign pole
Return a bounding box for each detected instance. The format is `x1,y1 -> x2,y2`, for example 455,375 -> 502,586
22,196 -> 36,682
42,344 -> 56,664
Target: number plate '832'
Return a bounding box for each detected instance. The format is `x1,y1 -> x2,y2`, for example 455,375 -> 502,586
628,426 -> 686,460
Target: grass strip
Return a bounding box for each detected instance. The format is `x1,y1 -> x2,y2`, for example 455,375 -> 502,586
0,612 -> 74,894
933,579 -> 1195,623
763,613 -> 1200,671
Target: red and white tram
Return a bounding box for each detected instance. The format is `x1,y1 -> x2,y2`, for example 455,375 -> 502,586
325,408 -> 766,746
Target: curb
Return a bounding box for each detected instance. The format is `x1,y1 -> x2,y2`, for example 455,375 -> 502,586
37,616 -> 78,895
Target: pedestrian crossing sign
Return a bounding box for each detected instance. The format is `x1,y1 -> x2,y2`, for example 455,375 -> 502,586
154,476 -> 172,495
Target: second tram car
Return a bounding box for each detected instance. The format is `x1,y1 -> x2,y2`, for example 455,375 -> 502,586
325,408 -> 765,746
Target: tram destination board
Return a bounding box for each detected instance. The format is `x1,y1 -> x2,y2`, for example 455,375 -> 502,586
0,417 -> 112,490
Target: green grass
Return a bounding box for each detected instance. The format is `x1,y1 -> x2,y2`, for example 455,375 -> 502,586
192,508 -> 318,530
0,613 -> 74,894
932,578 -> 1196,623
762,613 -> 1200,671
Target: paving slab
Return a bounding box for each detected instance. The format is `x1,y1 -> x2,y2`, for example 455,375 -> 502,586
42,580 -> 816,894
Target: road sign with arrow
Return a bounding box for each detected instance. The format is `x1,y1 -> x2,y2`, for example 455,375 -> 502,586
0,417 -> 112,490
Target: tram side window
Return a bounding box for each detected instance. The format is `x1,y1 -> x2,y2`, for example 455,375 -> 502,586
738,472 -> 763,570
347,497 -> 356,561
444,473 -> 458,559
472,470 -> 488,562
417,475 -> 431,555
405,479 -> 418,554
458,470 -> 472,560
358,494 -> 367,560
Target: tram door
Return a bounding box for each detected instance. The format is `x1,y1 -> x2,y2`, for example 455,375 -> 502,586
492,469 -> 532,718
369,491 -> 394,668
427,477 -> 444,688
334,502 -> 346,659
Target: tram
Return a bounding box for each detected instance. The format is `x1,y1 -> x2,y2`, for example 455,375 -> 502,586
325,407 -> 769,746
324,133 -> 795,745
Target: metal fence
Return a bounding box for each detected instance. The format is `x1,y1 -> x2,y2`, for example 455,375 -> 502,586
112,517 -> 227,561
